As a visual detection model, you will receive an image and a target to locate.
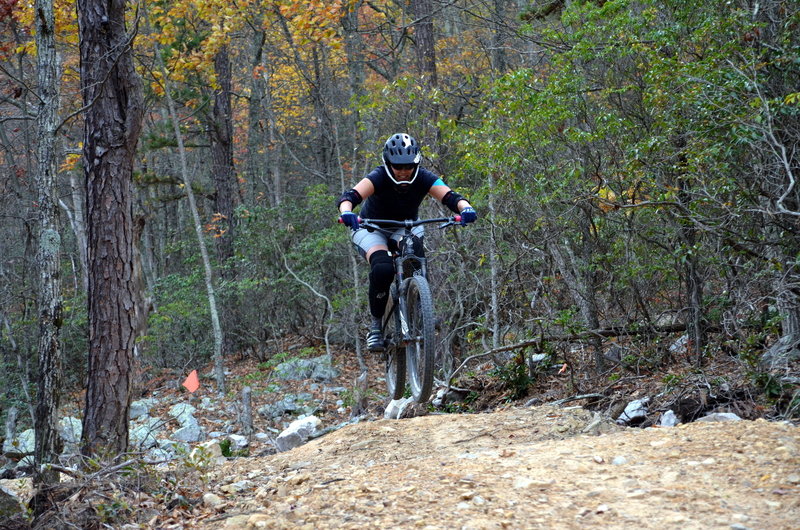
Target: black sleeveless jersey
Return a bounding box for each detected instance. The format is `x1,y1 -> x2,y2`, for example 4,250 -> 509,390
359,166 -> 440,221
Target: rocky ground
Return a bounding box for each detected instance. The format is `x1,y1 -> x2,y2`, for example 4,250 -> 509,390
197,407 -> 799,530
2,340 -> 799,529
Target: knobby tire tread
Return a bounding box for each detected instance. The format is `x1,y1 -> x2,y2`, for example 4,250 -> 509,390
405,276 -> 435,403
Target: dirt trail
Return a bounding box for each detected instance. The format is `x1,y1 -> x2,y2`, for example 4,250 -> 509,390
191,406 -> 799,529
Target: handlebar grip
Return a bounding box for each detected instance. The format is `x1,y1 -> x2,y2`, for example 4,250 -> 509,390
454,215 -> 462,223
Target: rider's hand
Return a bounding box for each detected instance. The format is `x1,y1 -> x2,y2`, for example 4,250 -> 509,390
460,206 -> 477,226
340,211 -> 360,230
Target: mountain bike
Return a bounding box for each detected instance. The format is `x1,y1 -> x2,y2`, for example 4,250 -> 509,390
357,215 -> 464,404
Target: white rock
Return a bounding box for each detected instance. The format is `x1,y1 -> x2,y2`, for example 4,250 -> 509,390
658,410 -> 679,427
130,398 -> 157,419
228,434 -> 249,449
169,403 -> 197,426
696,412 -> 742,423
0,485 -> 24,519
275,416 -> 321,452
203,493 -> 224,507
384,397 -> 415,419
172,417 -> 205,442
2,429 -> 34,454
617,398 -> 649,425
59,417 -> 83,444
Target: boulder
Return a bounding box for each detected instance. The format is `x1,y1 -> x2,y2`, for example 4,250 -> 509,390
275,416 -> 321,452
384,397 -> 416,419
169,403 -> 197,426
130,398 -> 158,420
761,334 -> 800,370
130,417 -> 163,450
616,398 -> 649,426
658,410 -> 680,427
59,416 -> 82,444
258,393 -> 315,419
172,420 -> 205,443
2,429 -> 34,457
228,434 -> 249,450
696,412 -> 742,423
274,355 -> 339,382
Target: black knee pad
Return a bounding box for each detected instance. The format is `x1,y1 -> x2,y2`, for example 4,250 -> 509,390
368,250 -> 395,318
369,250 -> 395,290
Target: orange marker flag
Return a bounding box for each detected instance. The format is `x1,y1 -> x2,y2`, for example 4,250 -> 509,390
182,370 -> 200,393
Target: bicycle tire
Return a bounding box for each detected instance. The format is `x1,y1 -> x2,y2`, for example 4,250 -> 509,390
404,275 -> 435,403
384,285 -> 406,400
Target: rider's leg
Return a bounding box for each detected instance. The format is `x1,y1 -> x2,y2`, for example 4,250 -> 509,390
352,228 -> 393,350
368,249 -> 394,320
365,249 -> 393,351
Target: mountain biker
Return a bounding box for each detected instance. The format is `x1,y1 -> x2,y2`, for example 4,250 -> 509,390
337,133 -> 477,351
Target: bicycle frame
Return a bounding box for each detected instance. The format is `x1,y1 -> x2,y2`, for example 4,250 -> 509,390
358,216 -> 461,345
353,215 -> 463,402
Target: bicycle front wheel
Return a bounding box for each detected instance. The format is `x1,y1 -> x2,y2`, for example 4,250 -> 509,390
404,275 -> 435,403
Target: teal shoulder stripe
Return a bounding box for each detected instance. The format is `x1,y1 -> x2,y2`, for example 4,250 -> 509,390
432,178 -> 446,187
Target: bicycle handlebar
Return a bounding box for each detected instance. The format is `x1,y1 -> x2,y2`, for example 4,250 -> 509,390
339,215 -> 463,230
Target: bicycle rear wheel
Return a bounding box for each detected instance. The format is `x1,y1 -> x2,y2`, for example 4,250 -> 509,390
404,276 -> 435,403
384,284 -> 406,400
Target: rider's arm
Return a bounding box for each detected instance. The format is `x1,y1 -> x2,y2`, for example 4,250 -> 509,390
338,178 -> 375,213
429,183 -> 472,214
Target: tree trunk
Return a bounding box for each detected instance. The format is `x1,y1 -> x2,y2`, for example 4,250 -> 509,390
170,98 -> 227,393
33,0 -> 63,492
488,172 -> 500,349
79,0 -> 145,459
211,46 -> 237,359
411,0 -> 440,148
683,231 -> 706,365
677,179 -> 706,365
210,45 -> 236,272
59,173 -> 88,292
490,0 -> 508,73
310,44 -> 335,178
547,231 -> 603,371
246,28 -> 269,203
411,0 -> 438,88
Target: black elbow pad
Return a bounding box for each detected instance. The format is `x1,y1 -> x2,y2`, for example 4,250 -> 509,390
442,190 -> 465,213
336,188 -> 363,209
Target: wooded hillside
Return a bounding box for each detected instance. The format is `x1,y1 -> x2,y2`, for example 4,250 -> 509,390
1,0 -> 798,454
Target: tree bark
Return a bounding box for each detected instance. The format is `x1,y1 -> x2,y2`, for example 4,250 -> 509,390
59,173 -> 88,292
33,0 -> 63,492
488,172 -> 500,349
677,179 -> 706,365
411,0 -> 438,88
79,0 -> 145,459
210,46 -> 237,359
210,45 -> 236,272
490,0 -> 508,73
547,227 -> 603,371
411,0 -> 440,148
